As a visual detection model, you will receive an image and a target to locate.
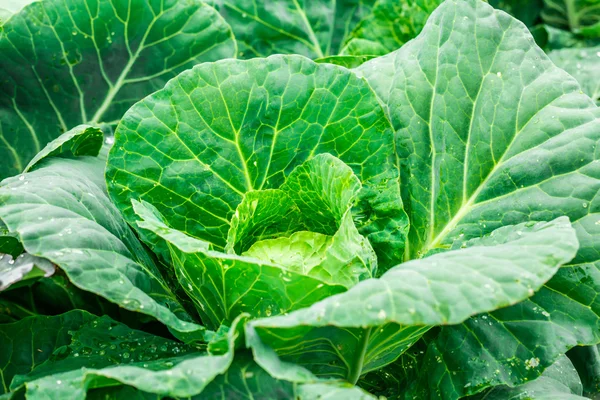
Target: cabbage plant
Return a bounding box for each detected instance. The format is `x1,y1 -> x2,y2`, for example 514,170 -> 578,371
1,0 -> 600,398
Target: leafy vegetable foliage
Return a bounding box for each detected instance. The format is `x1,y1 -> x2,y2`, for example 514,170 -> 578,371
549,47 -> 600,104
2,0 -> 600,398
211,0 -> 376,58
542,0 -> 600,32
0,130 -> 204,341
356,0 -> 600,260
0,0 -> 235,179
355,0 -> 600,396
248,218 -> 578,384
341,0 -> 444,56
106,54 -> 408,269
468,355 -> 586,399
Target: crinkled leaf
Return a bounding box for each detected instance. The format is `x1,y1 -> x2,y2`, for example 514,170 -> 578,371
244,212 -> 375,287
341,0 -> 443,57
226,189 -> 301,255
549,47 -> 600,104
0,310 -> 96,395
231,154 -> 376,287
0,0 -> 236,179
133,199 -> 346,329
0,151 -> 203,340
106,55 -> 408,270
244,231 -> 334,275
211,0 -> 375,58
24,125 -> 103,172
281,153 -> 361,234
0,253 -> 54,291
248,218 -> 577,383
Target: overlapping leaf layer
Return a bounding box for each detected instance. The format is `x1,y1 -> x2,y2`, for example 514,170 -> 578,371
1,0 -> 600,398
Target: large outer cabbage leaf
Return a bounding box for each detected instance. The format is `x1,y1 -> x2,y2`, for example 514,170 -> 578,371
2,312 -> 375,399
340,0 -> 444,57
355,0 -> 600,397
356,0 -> 600,260
106,54 -> 408,270
133,199 -> 347,330
0,129 -> 203,341
8,315 -> 243,399
247,218 -> 578,384
210,0 -> 376,58
0,310 -> 95,394
0,0 -> 236,179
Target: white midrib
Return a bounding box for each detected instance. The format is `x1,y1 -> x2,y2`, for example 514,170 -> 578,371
426,18 -> 509,253
426,185 -> 480,250
426,14 -> 443,246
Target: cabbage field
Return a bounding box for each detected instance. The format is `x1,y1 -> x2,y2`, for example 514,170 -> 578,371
1,0 -> 600,398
